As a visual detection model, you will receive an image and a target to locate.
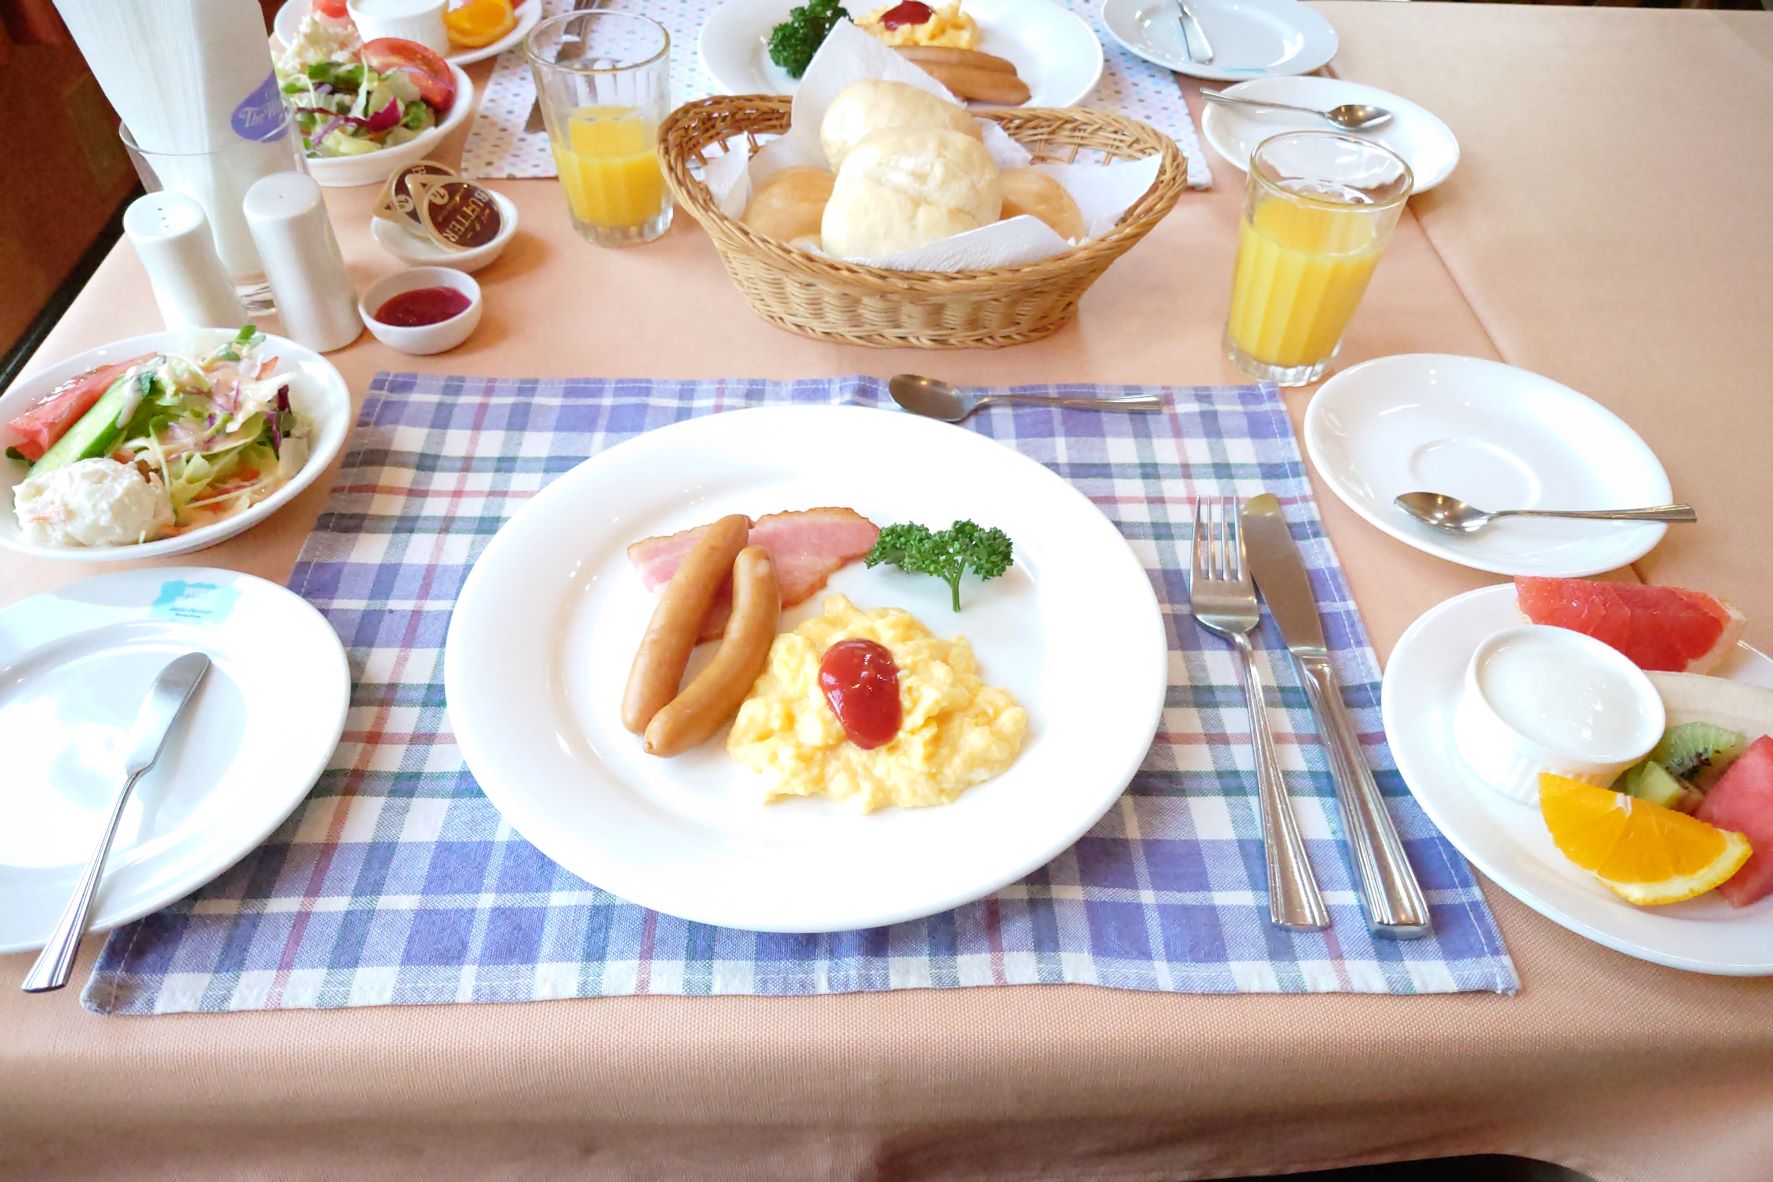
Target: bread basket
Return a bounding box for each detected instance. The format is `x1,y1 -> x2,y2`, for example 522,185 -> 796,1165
659,96 -> 1188,349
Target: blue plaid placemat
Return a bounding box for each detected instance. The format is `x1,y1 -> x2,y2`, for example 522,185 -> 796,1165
83,375 -> 1516,1014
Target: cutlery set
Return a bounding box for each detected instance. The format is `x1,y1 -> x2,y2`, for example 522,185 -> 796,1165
1192,494 -> 1432,936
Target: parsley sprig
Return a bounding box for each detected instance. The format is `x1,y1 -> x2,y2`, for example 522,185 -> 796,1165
864,520 -> 1014,611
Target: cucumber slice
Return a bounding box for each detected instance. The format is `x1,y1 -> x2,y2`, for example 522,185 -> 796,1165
32,369 -> 140,475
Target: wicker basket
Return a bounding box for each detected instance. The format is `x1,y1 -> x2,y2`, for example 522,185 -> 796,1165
659,96 -> 1188,349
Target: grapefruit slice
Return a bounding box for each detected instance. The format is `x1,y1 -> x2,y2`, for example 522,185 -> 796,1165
1515,577 -> 1745,673
1697,735 -> 1773,908
1539,773 -> 1751,905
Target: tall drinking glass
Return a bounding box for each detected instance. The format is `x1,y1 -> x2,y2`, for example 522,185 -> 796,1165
526,11 -> 673,247
1223,132 -> 1412,387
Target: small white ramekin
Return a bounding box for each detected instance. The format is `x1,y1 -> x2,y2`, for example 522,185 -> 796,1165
1453,624 -> 1665,806
358,266 -> 482,355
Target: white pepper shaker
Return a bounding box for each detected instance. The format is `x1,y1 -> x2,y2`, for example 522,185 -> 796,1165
242,171 -> 362,353
122,192 -> 249,330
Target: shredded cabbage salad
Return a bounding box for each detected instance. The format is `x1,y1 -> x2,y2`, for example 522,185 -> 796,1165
279,59 -> 437,158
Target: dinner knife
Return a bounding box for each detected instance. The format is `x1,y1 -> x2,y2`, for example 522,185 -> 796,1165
1240,496 -> 1432,939
21,653 -> 211,993
1177,0 -> 1215,65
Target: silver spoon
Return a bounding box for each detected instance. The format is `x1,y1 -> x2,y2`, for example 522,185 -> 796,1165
888,374 -> 1166,424
1394,491 -> 1698,536
1199,89 -> 1394,132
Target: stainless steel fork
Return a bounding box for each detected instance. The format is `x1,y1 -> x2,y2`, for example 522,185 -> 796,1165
1189,497 -> 1329,931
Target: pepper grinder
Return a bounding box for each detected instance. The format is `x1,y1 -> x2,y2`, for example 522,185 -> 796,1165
122,192 -> 249,330
242,171 -> 362,353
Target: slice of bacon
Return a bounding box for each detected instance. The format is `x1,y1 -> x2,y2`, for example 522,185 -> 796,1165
628,507 -> 880,640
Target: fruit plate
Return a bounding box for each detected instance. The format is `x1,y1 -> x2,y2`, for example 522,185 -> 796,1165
0,329 -> 352,564
698,0 -> 1106,108
1383,584 -> 1773,976
1305,355 -> 1674,579
273,0 -> 543,68
444,405 -> 1167,933
0,568 -> 349,953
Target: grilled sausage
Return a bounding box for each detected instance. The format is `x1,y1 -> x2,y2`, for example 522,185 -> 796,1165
621,514 -> 750,735
894,45 -> 1019,74
643,546 -> 781,757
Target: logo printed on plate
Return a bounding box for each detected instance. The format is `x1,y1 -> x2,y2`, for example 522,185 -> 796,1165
151,580 -> 240,623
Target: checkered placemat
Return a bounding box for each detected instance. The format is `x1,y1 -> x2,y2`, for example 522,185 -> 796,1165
83,376 -> 1515,1014
461,0 -> 1215,189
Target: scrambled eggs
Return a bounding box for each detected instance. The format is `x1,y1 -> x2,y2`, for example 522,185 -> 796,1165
728,595 -> 1025,811
857,2 -> 980,49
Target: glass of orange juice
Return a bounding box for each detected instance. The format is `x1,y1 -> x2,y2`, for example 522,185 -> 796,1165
1224,132 -> 1413,387
526,11 -> 673,247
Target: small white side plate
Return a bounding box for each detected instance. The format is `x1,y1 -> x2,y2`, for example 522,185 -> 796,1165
1202,75 -> 1459,193
1304,354 -> 1673,578
274,0 -> 542,67
699,0 -> 1105,107
0,568 -> 349,953
445,405 -> 1167,933
305,64 -> 475,189
1384,585 -> 1773,977
1099,0 -> 1336,82
0,328 -> 352,563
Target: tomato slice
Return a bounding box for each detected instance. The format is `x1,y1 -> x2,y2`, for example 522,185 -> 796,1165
361,37 -> 457,114
312,0 -> 350,20
1,354 -> 153,462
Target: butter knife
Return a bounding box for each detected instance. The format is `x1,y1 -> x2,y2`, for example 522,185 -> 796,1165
1177,0 -> 1214,65
21,653 -> 211,992
1240,496 -> 1432,939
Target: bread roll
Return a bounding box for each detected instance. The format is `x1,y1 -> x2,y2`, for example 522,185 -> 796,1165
819,80 -> 981,171
742,166 -> 836,248
998,168 -> 1085,241
821,127 -> 1003,259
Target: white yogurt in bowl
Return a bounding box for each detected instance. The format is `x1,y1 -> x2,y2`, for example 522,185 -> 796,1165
1454,624 -> 1664,805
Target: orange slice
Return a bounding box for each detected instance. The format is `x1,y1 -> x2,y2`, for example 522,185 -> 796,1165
445,0 -> 516,48
1538,772 -> 1751,905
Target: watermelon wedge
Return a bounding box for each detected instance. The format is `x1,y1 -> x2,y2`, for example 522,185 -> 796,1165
0,354 -> 154,462
1696,735 -> 1773,908
1515,577 -> 1745,673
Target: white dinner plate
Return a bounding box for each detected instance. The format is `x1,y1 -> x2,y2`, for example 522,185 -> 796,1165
699,0 -> 1106,107
1304,355 -> 1673,578
303,64 -> 475,189
0,568 -> 349,953
273,0 -> 543,67
1384,585 -> 1773,976
1099,0 -> 1336,82
445,405 -> 1167,932
1201,76 -> 1459,193
0,328 -> 352,563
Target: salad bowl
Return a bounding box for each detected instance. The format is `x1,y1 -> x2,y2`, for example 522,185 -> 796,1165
0,328 -> 351,563
303,62 -> 474,189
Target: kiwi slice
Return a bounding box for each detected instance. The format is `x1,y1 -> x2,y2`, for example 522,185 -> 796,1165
1615,760 -> 1703,814
1648,722 -> 1744,783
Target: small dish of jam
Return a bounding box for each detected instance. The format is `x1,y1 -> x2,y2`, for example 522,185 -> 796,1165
357,266 -> 483,356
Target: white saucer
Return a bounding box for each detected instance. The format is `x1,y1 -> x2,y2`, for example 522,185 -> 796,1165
700,0 -> 1105,107
1384,585 -> 1773,976
1304,355 -> 1674,578
274,0 -> 542,67
0,568 -> 349,953
1099,0 -> 1337,82
1202,76 -> 1459,193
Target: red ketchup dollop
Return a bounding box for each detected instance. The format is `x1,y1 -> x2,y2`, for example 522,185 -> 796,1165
879,0 -> 935,29
374,286 -> 471,327
818,639 -> 903,750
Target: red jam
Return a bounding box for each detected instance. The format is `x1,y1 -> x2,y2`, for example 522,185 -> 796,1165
818,639 -> 903,749
879,0 -> 934,29
374,285 -> 471,327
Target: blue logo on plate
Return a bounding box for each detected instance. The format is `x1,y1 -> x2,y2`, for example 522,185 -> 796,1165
231,73 -> 287,142
151,580 -> 240,623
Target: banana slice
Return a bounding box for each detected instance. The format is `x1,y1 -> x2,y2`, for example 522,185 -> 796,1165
1646,672 -> 1773,738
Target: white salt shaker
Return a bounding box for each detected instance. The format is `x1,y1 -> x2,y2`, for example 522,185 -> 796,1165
122,192 -> 249,330
242,171 -> 362,353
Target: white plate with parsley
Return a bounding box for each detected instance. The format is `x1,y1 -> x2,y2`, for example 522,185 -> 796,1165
444,405 -> 1165,932
699,0 -> 1104,107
